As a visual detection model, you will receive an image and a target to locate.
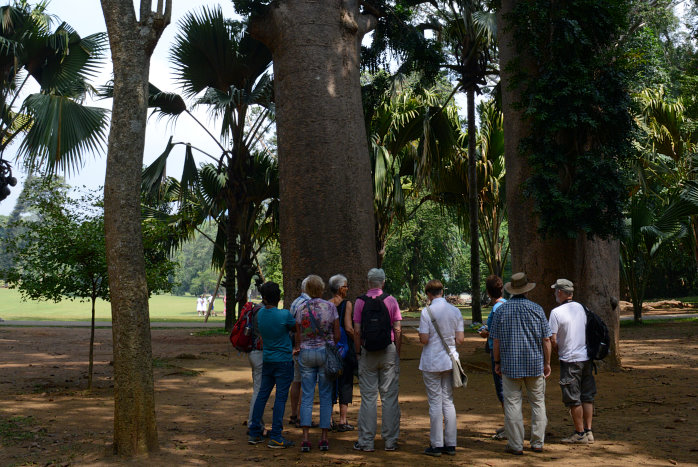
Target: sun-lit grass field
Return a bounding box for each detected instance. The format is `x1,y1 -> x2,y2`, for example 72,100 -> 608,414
0,287 -> 226,322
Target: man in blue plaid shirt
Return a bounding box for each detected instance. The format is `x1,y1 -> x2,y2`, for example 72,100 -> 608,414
491,272 -> 552,455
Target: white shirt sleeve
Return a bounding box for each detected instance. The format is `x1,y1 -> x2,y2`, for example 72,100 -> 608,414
418,308 -> 430,334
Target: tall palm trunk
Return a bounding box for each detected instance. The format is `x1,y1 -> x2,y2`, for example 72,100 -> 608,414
468,90 -> 482,322
88,294 -> 96,390
100,0 -> 170,455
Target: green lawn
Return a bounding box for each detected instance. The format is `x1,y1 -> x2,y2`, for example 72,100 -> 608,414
0,287 -> 226,322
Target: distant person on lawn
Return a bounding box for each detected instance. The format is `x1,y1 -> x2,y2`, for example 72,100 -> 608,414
549,278 -> 596,445
247,281 -> 296,449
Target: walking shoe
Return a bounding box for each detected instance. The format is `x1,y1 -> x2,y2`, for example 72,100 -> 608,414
423,446 -> 442,457
492,429 -> 507,440
248,435 -> 265,445
531,445 -> 544,453
384,443 -> 398,451
561,432 -> 588,444
504,445 -> 523,455
440,446 -> 456,456
585,430 -> 595,443
267,438 -> 295,449
300,441 -> 311,453
319,439 -> 329,451
352,442 -> 375,452
337,423 -> 354,432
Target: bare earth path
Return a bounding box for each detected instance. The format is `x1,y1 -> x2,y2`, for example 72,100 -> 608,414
1,320 -> 697,466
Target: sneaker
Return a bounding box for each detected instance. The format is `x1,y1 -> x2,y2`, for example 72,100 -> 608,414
423,446 -> 442,457
531,445 -> 544,453
504,445 -> 523,455
248,435 -> 265,445
319,439 -> 329,451
337,423 -> 354,432
353,441 -> 375,452
585,430 -> 595,443
300,441 -> 311,453
384,443 -> 397,451
492,430 -> 507,440
561,432 -> 588,444
440,446 -> 456,456
267,438 -> 295,449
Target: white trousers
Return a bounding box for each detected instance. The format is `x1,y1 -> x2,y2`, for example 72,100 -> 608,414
502,375 -> 547,451
422,370 -> 457,448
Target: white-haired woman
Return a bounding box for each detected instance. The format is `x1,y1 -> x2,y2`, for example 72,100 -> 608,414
294,275 -> 340,452
328,274 -> 355,432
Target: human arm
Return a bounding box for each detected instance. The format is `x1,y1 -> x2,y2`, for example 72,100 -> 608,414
493,338 -> 501,376
393,321 -> 402,356
455,331 -> 465,345
343,301 -> 355,339
353,298 -> 364,354
550,333 -> 558,354
333,318 -> 341,344
542,337 -> 551,378
294,323 -> 301,355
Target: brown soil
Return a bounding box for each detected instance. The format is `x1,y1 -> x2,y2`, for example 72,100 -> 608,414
1,319 -> 697,466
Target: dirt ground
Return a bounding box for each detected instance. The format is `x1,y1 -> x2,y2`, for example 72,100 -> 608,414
1,315 -> 697,466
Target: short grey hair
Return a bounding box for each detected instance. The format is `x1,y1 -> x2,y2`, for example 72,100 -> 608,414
367,268 -> 386,288
300,276 -> 309,293
329,274 -> 348,294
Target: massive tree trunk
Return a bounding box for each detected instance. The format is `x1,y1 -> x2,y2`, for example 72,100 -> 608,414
467,89 -> 482,323
100,0 -> 171,455
249,1 -> 378,305
497,0 -> 621,368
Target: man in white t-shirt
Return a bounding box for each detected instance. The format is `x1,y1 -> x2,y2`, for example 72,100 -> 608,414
549,279 -> 596,445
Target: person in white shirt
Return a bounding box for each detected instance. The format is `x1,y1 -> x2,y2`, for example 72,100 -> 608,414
418,279 -> 465,457
549,278 -> 596,445
196,296 -> 205,316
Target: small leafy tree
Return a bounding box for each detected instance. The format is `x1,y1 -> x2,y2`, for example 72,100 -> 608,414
2,179 -> 176,389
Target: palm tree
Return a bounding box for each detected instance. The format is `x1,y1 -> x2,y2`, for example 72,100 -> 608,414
426,0 -> 498,322
0,0 -> 108,201
141,6 -> 274,327
620,183 -> 698,322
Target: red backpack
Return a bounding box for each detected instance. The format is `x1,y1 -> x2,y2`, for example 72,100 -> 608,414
230,302 -> 263,352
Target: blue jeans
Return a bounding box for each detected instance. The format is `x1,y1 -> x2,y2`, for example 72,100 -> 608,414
299,347 -> 333,429
248,360 -> 294,442
490,351 -> 504,403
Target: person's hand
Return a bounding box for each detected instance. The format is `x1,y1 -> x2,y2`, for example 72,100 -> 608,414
293,347 -> 300,356
494,363 -> 501,376
479,330 -> 489,338
543,363 -> 551,378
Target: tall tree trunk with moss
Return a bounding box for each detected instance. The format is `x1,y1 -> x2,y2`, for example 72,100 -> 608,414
247,2 -> 378,304
100,0 -> 171,455
498,0 -> 621,368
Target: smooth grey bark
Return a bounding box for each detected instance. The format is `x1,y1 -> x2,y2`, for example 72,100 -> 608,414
100,0 -> 171,455
497,0 -> 621,368
249,1 -> 378,304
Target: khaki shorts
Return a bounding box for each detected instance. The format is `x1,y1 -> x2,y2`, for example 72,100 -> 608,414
559,360 -> 596,407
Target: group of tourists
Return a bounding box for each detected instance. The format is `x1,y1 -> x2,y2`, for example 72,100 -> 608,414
196,295 -> 216,317
241,268 -> 598,457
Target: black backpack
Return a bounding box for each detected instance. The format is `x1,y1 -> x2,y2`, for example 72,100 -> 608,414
360,293 -> 392,351
583,304 -> 610,366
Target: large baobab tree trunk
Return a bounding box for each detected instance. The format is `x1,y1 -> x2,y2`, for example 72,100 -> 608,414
498,0 -> 621,368
100,0 -> 171,455
249,1 -> 377,304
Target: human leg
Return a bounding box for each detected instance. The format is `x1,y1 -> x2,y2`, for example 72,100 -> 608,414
502,375 -> 524,452
269,361 -> 294,443
299,348 -> 322,429
248,350 -> 264,428
378,344 -> 400,448
289,355 -> 302,423
580,360 -> 596,433
440,371 -> 457,449
249,361 -> 276,438
422,370 -> 444,448
317,350 -> 334,430
525,375 -> 547,449
356,350 -> 379,449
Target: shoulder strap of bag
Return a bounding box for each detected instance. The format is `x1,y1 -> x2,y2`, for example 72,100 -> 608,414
306,301 -> 330,341
426,305 -> 454,356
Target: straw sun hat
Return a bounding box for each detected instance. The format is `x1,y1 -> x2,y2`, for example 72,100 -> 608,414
503,272 -> 536,295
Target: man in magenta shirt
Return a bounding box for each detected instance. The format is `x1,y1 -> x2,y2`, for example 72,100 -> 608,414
352,268 -> 402,452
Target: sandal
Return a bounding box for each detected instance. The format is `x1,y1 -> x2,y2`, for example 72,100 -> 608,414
289,415 -> 300,428
337,423 -> 354,432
